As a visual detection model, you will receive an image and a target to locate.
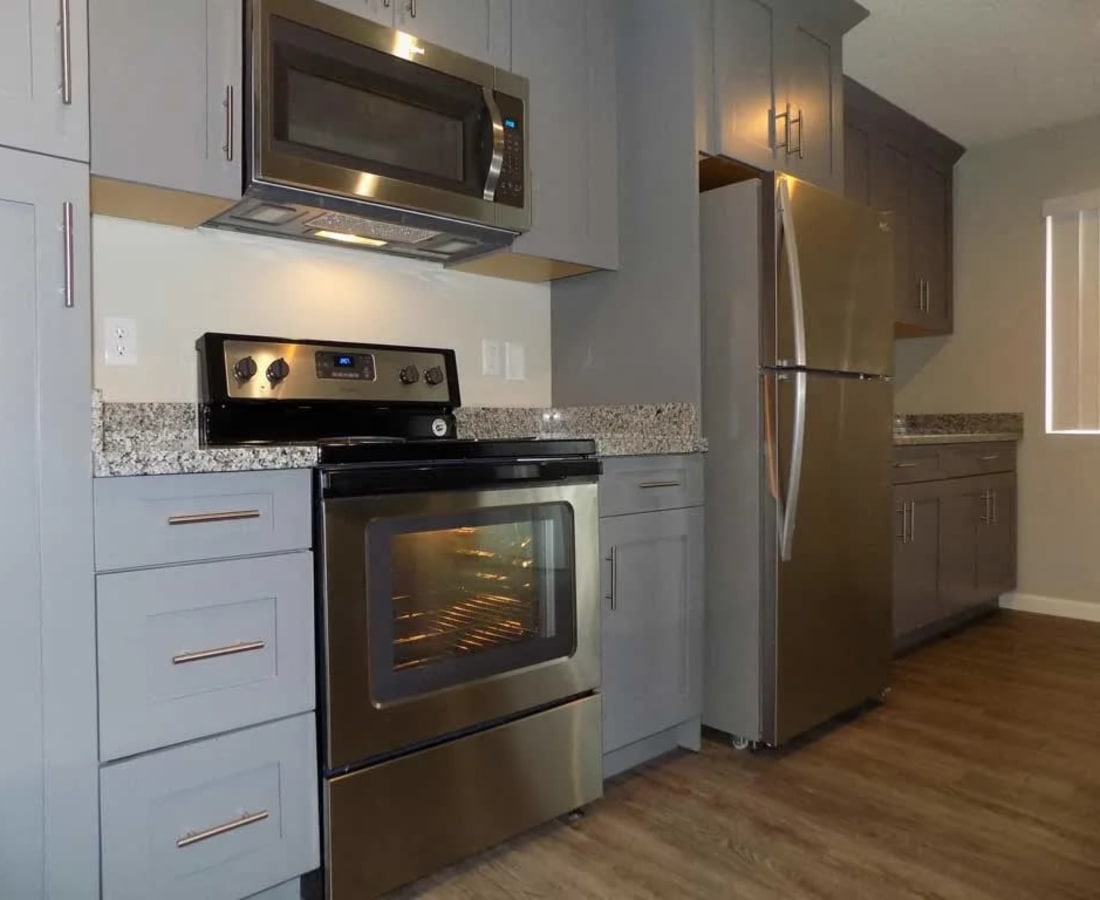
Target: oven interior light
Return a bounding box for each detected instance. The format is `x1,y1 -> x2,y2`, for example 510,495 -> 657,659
313,230 -> 388,248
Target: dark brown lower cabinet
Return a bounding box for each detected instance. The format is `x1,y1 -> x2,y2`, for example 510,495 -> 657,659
892,445 -> 1017,649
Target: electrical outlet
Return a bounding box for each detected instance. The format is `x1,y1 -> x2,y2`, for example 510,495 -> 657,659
103,317 -> 138,367
505,341 -> 526,381
481,339 -> 502,377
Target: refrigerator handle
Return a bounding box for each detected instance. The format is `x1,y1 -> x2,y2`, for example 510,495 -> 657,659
779,371 -> 807,562
777,178 -> 807,368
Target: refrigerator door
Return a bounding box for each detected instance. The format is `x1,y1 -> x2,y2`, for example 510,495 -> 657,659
762,370 -> 892,745
771,173 -> 894,376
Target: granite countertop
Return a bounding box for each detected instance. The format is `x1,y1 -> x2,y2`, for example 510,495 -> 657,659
93,395 -> 705,477
893,413 -> 1023,447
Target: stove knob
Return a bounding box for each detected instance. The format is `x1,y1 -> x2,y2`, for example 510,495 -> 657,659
233,356 -> 258,381
399,365 -> 420,385
266,358 -> 291,384
424,365 -> 445,386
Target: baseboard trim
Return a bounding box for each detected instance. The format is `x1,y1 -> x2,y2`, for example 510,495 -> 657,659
999,593 -> 1100,623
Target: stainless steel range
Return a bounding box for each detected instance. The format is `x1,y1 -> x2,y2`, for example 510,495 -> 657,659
196,333 -> 603,899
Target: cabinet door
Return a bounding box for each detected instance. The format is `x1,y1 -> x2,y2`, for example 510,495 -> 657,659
321,0 -> 395,25
843,119 -> 872,205
713,0 -> 778,170
90,0 -> 243,200
871,140 -> 916,326
0,148 -> 96,898
781,18 -> 841,191
0,0 -> 89,161
510,0 -> 617,270
910,159 -> 951,333
976,473 -> 1017,599
394,0 -> 510,67
601,508 -> 704,754
938,479 -> 983,617
892,484 -> 941,638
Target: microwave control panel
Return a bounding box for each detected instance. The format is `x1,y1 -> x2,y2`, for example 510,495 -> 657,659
495,91 -> 526,209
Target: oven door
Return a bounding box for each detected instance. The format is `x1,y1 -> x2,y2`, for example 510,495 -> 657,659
250,0 -> 529,231
320,479 -> 599,770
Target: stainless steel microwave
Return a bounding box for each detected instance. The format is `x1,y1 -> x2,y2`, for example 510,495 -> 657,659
209,0 -> 531,264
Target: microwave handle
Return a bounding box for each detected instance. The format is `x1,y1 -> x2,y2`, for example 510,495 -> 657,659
481,86 -> 505,202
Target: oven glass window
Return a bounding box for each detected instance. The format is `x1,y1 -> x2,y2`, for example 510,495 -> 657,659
368,503 -> 576,703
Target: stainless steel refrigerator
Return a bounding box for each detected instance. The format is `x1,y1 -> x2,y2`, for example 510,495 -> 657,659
701,173 -> 894,748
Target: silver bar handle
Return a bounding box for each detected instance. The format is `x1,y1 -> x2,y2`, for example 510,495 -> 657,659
779,371 -> 807,562
777,178 -> 807,368
909,501 -> 916,543
481,86 -> 504,202
172,640 -> 266,666
167,509 -> 262,526
407,0 -> 416,17
790,108 -> 804,159
992,490 -> 998,525
980,490 -> 990,525
177,810 -> 269,849
898,502 -> 909,544
223,86 -> 234,162
893,462 -> 919,469
638,480 -> 681,490
383,0 -> 390,5
59,0 -> 72,105
773,104 -> 791,152
604,548 -> 617,610
980,454 -> 1000,461
62,202 -> 74,308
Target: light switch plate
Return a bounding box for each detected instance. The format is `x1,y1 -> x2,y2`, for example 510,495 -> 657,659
103,316 -> 138,366
505,341 -> 526,382
481,339 -> 502,377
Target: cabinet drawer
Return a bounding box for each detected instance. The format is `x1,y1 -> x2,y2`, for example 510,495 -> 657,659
100,714 -> 320,900
599,455 -> 704,517
937,443 -> 1016,478
97,553 -> 315,761
891,447 -> 942,484
94,469 -> 312,571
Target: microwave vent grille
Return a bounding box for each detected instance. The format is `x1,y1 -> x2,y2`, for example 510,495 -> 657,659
304,212 -> 441,245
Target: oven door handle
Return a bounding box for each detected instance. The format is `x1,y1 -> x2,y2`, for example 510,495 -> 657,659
482,86 -> 505,202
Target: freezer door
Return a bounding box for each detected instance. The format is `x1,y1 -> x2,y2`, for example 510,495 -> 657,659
762,371 -> 892,745
772,174 -> 894,376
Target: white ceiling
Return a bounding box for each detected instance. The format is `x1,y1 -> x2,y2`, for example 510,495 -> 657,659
844,0 -> 1100,148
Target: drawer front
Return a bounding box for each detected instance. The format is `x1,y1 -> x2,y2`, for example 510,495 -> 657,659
599,455 -> 704,517
100,714 -> 320,900
97,553 -> 316,761
891,447 -> 942,484
938,442 -> 1016,478
94,469 -> 312,571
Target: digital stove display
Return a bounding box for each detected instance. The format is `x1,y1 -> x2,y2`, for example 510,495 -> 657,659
316,350 -> 376,381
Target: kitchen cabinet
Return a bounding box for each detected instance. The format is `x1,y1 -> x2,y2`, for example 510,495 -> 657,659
845,78 -> 964,336
90,0 -> 243,205
321,0 -> 395,25
0,0 -> 89,161
0,146 -> 98,898
599,456 -> 704,778
710,0 -> 862,192
395,0 -> 511,68
454,0 -> 618,282
890,444 -> 1017,650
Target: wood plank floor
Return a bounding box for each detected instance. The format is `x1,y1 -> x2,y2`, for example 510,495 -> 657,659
392,612 -> 1100,899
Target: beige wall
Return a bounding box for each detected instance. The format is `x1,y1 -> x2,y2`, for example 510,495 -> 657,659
895,114 -> 1100,606
92,216 -> 552,406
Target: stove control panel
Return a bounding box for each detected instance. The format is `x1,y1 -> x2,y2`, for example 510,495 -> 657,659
204,335 -> 458,405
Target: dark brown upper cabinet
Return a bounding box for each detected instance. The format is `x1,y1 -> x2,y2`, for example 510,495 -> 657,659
844,78 -> 964,337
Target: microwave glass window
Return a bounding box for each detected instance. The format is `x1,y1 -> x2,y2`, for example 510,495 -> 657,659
287,71 -> 464,182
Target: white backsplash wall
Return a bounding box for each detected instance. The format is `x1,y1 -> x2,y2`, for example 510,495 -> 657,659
92,216 -> 552,405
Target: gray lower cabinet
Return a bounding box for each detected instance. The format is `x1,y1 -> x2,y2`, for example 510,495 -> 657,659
0,0 -> 90,161
891,444 -> 1017,649
89,0 -> 242,201
0,146 -> 98,899
599,456 -> 704,778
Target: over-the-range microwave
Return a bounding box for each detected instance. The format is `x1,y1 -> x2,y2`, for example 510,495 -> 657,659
209,0 -> 531,264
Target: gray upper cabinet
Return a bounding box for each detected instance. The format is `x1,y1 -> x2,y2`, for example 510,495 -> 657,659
0,0 -> 90,161
90,0 -> 243,201
394,0 -> 511,68
0,146 -> 97,899
601,507 -> 704,755
779,15 -> 841,190
321,0 -> 395,25
713,0 -> 777,169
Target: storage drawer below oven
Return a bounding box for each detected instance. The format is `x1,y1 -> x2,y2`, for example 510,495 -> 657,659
100,713 -> 320,900
325,694 -> 602,899
97,552 -> 316,760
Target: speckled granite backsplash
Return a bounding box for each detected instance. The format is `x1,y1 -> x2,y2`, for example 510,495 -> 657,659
893,413 -> 1023,446
93,394 -> 704,477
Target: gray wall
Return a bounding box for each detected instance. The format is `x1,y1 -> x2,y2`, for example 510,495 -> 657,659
551,0 -> 704,407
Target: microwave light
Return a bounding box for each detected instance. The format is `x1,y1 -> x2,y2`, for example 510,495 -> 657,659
313,230 -> 388,248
